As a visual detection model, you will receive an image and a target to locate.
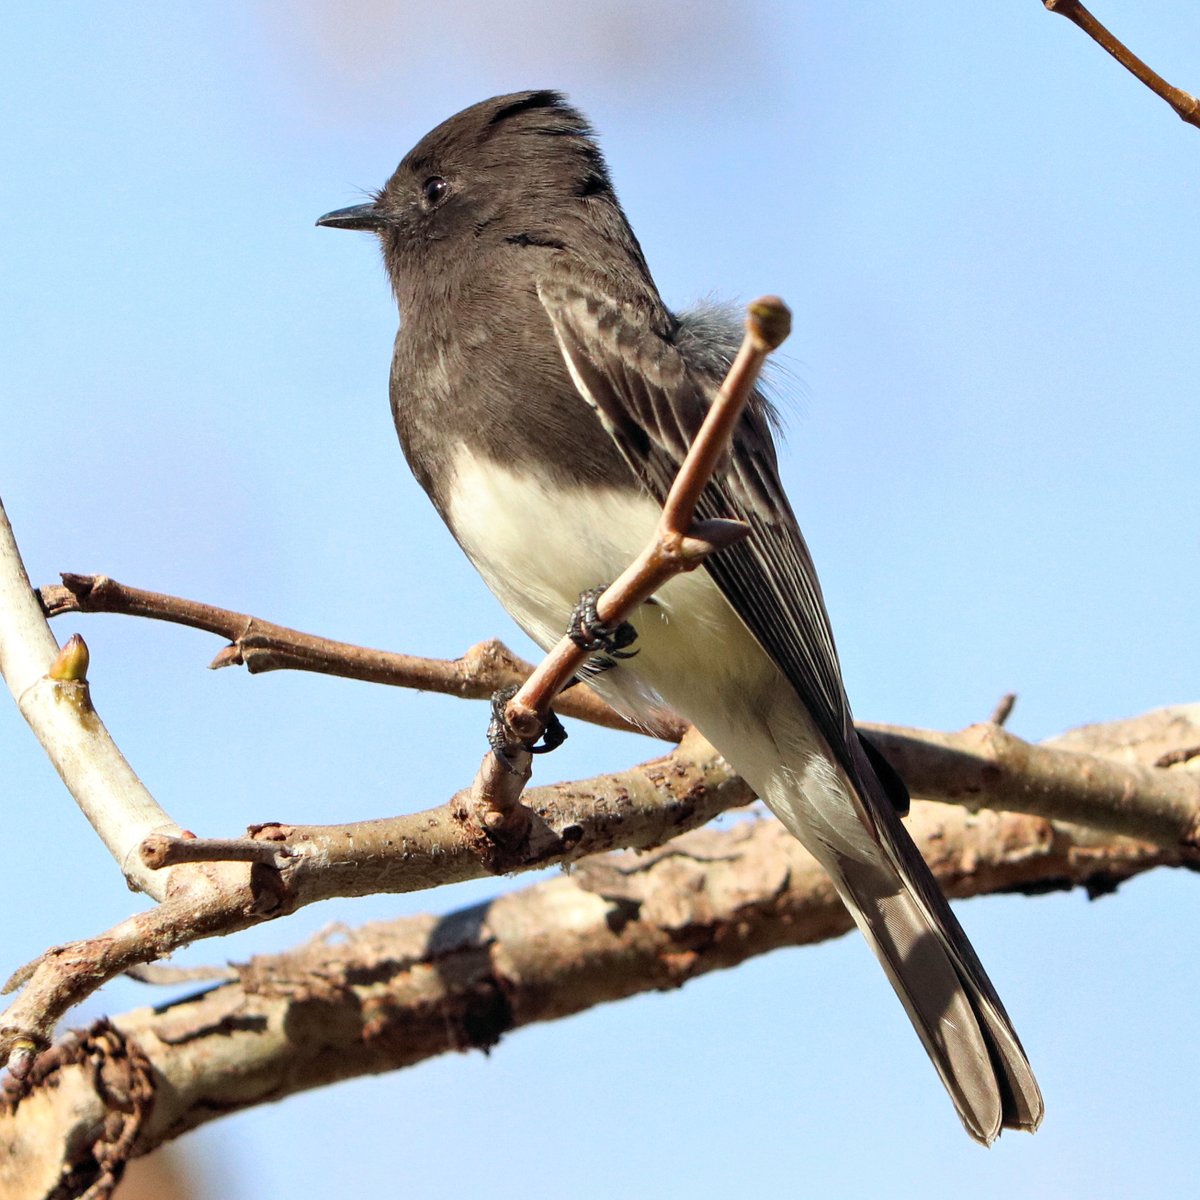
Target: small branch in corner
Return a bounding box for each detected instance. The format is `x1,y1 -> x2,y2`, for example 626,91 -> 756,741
1043,0 -> 1200,129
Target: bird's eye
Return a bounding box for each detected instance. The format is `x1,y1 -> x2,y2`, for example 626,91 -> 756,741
421,176 -> 448,208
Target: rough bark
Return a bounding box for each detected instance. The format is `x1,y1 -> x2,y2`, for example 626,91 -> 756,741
0,800 -> 1185,1196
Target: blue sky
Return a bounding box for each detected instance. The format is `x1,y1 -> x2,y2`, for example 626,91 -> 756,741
3,4 -> 1198,1196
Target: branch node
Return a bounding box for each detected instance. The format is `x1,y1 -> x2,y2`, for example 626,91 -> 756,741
466,749 -> 534,858
503,696 -> 542,742
4,1038 -> 39,1081
60,571 -> 106,603
685,517 -> 752,555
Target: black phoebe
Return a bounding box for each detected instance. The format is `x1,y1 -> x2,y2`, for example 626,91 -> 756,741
318,90 -> 1042,1143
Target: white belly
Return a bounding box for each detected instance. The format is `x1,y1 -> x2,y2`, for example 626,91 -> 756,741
444,449 -> 878,864
445,448 -> 771,710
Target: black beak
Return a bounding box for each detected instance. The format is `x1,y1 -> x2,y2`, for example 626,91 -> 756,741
316,202 -> 384,231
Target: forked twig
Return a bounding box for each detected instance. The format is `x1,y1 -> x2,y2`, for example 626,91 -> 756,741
39,575 -> 678,739
507,297 -> 791,735
469,297 -> 791,836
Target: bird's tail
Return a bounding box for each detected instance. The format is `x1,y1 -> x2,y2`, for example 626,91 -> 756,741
826,755 -> 1044,1144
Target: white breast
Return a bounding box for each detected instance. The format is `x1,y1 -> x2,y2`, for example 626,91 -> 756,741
445,448 -> 652,642
444,448 -> 774,715
443,447 -> 871,862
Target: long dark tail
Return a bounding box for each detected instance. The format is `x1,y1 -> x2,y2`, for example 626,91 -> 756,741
829,758 -> 1043,1143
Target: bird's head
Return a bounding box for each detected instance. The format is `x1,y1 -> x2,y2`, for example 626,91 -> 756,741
317,91 -> 636,302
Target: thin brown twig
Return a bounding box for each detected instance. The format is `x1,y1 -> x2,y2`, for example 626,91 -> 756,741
139,834 -> 293,871
503,296 -> 790,741
1155,745 -> 1200,769
39,574 -> 684,740
123,963 -> 237,985
472,297 -> 790,835
1044,0 -> 1200,129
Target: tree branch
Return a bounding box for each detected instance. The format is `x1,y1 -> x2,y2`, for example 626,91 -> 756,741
3,704 -> 1197,1086
863,711 -> 1200,847
0,801 -> 1184,1191
1043,0 -> 1200,128
36,565 -> 1200,851
39,573 -> 678,740
469,296 -> 789,840
0,729 -> 751,1069
35,562 -> 1200,854
0,501 -> 180,899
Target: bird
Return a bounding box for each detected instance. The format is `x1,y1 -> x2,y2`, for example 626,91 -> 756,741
317,89 -> 1043,1144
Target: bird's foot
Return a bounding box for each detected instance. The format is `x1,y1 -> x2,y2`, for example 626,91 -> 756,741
487,685 -> 568,770
567,586 -> 638,661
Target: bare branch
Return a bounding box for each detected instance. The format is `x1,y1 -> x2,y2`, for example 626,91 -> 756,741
0,501 -> 179,898
35,587 -> 1200,851
1,803 -> 1184,1180
1156,745 -> 1200,770
4,705 -> 1197,1077
40,573 -> 682,741
989,692 -> 1017,727
864,710 -> 1200,847
1044,0 -> 1200,129
0,729 -> 750,1065
502,296 -> 790,743
139,834 -> 293,870
38,575 -> 1200,851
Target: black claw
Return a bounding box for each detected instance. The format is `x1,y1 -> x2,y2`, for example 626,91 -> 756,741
567,585 -> 639,661
487,685 -> 522,770
529,708 -> 567,754
488,685 -> 568,769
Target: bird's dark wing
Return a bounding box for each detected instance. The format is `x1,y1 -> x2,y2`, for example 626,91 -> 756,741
538,276 -> 896,798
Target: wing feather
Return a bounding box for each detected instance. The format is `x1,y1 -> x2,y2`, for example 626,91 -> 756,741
539,276 -> 858,778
